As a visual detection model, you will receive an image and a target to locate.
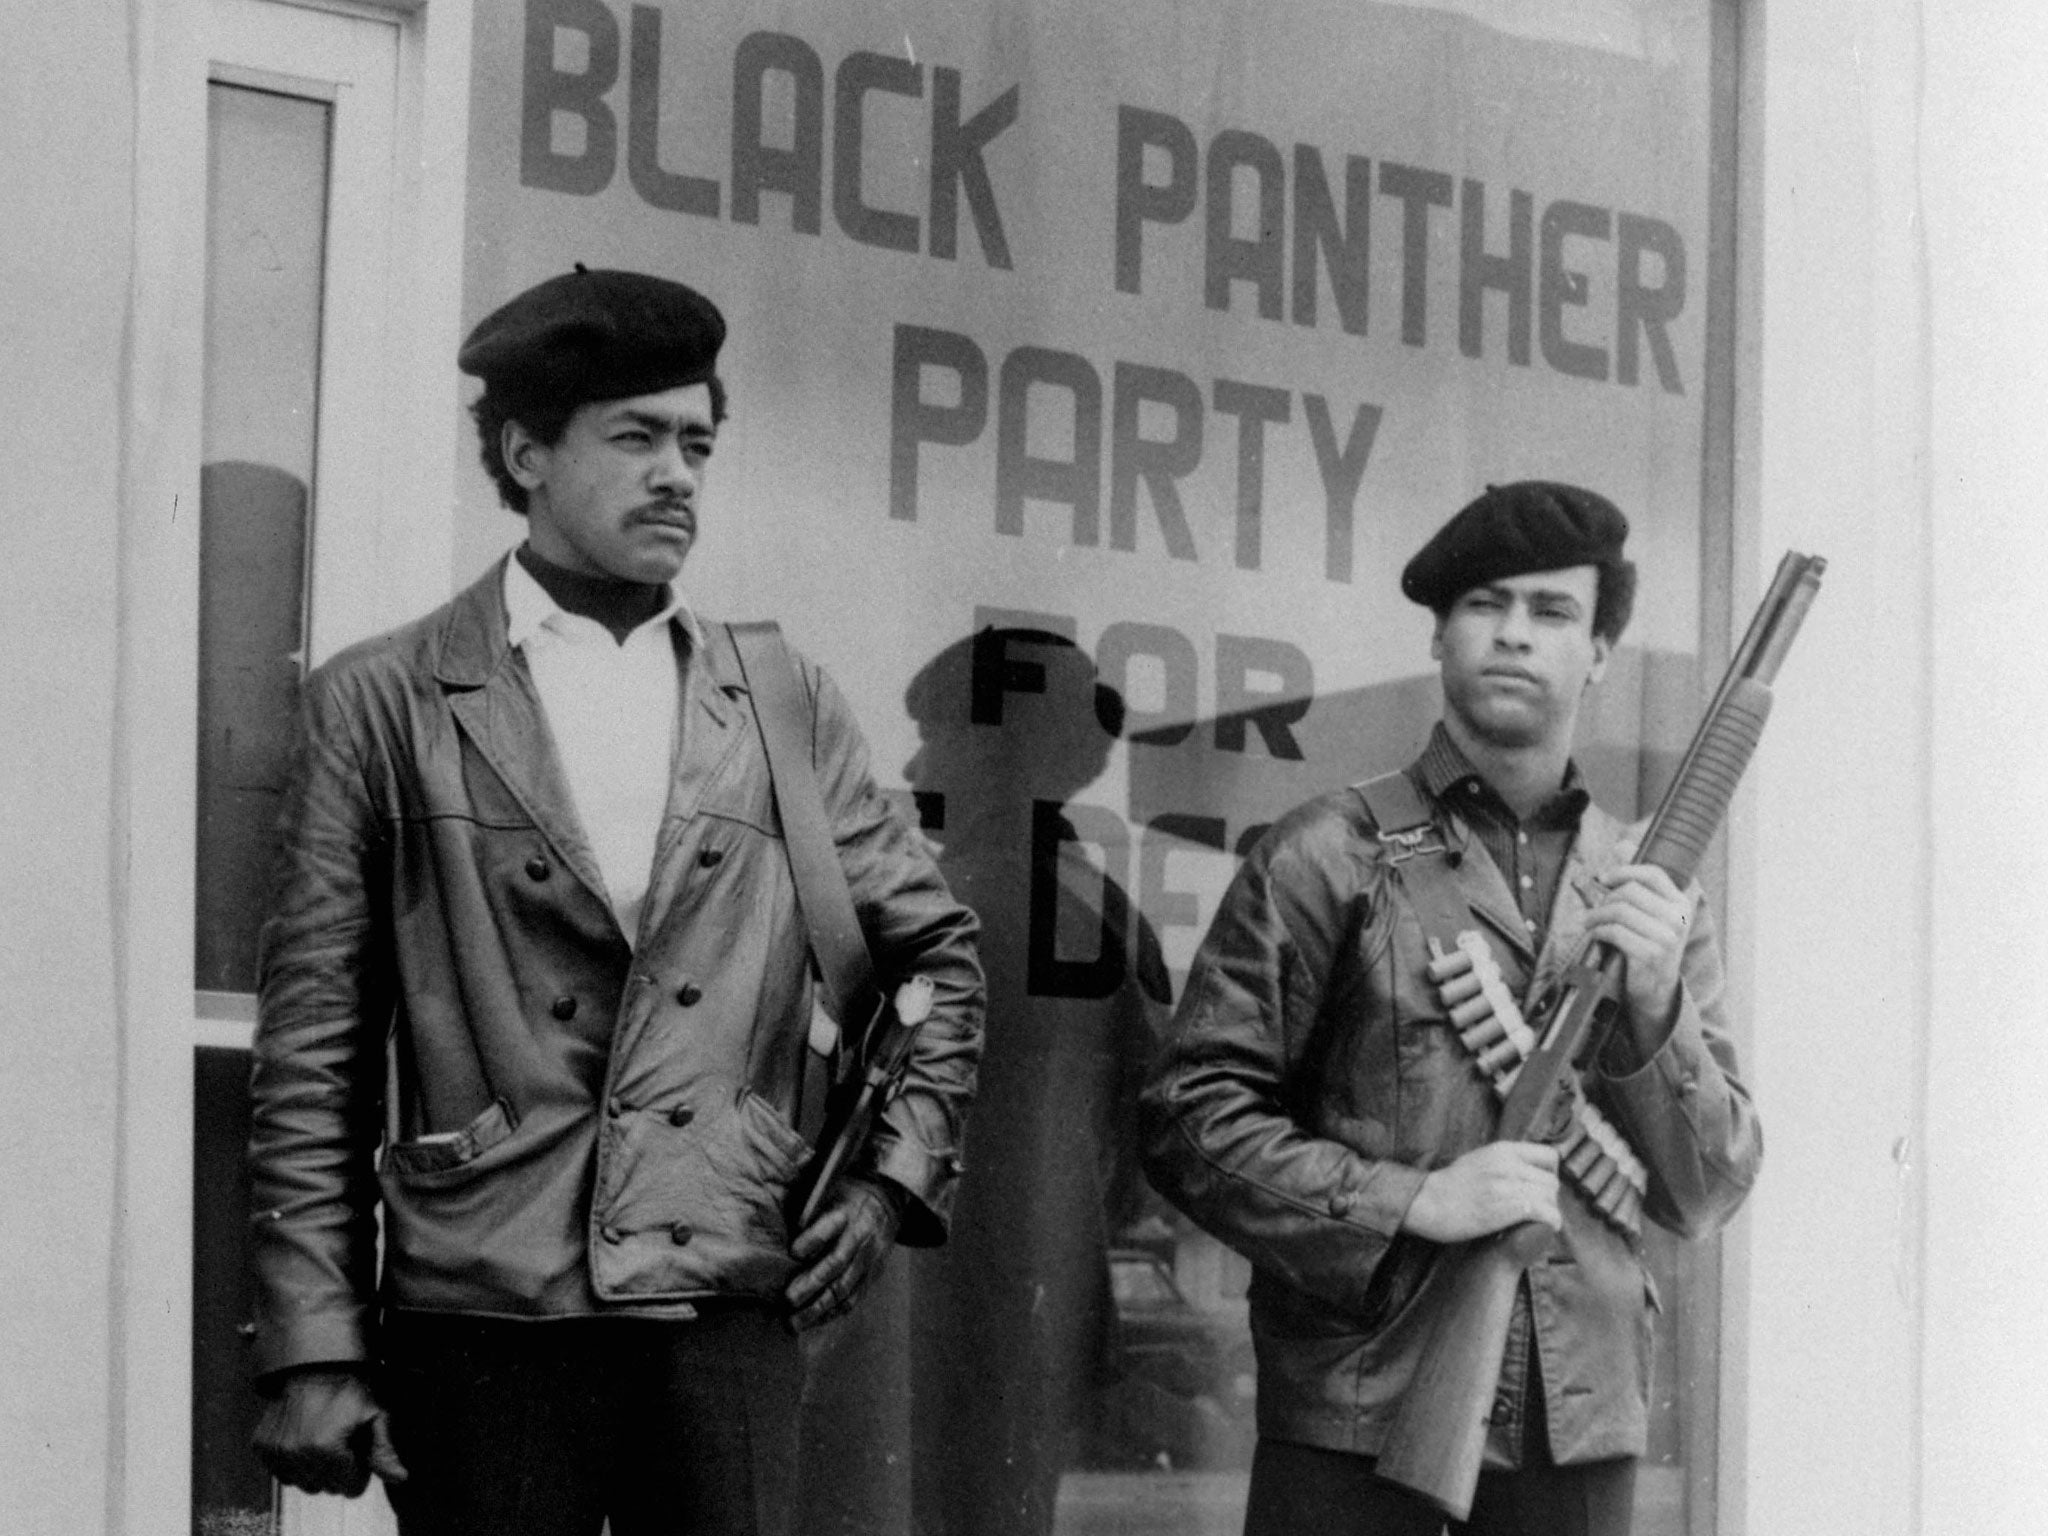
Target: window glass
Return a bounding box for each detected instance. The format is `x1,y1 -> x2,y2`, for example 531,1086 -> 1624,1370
194,82 -> 327,998
194,78 -> 331,1536
455,2 -> 1738,1531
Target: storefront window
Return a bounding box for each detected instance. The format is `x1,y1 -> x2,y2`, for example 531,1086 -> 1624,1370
458,1 -> 1740,1529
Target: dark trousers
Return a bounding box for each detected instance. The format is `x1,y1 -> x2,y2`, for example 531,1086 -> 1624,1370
1242,1438 -> 1637,1536
379,1308 -> 803,1536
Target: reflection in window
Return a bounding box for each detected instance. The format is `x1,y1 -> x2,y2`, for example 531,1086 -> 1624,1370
194,83 -> 327,998
194,78 -> 331,1536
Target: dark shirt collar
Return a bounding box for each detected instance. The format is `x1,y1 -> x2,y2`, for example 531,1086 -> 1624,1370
1415,722 -> 1590,830
514,542 -> 672,645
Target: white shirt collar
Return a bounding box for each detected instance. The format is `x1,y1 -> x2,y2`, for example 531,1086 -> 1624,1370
502,550 -> 704,653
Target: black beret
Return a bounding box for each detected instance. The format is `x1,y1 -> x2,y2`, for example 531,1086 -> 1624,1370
457,267 -> 725,406
1401,481 -> 1629,611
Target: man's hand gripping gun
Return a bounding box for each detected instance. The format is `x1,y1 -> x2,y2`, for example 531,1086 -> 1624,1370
1374,550 -> 1826,1519
786,975 -> 937,1232
1429,933 -> 1650,1234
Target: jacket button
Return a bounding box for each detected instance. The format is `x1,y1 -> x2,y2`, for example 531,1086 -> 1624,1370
526,856 -> 550,881
608,1096 -> 625,1118
676,983 -> 703,1007
670,1224 -> 693,1246
1329,1190 -> 1356,1218
601,1224 -> 624,1244
551,996 -> 578,1021
669,1105 -> 695,1128
698,848 -> 724,868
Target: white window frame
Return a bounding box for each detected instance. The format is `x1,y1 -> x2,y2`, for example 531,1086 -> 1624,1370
183,0 -> 472,1060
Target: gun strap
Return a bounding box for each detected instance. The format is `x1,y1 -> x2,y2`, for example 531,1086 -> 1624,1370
1356,771 -> 1474,945
726,622 -> 875,1014
726,622 -> 875,1142
1356,771 -> 1646,1236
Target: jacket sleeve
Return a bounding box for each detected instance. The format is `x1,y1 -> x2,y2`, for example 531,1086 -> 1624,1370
1592,888 -> 1763,1238
1139,815 -> 1430,1314
803,658 -> 984,1245
245,665 -> 391,1379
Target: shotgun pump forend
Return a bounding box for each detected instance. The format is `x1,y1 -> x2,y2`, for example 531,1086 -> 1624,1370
1632,550 -> 1826,887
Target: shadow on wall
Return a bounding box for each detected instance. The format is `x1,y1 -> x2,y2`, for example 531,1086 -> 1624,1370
799,628 -> 1178,1536
795,625 -> 1707,1536
195,459 -> 309,993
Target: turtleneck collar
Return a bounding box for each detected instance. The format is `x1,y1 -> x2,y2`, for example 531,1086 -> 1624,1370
513,542 -> 671,645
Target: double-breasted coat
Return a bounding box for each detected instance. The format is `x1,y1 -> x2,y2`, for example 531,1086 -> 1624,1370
248,561 -> 984,1379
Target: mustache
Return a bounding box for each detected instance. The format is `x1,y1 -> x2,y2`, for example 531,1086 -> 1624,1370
629,501 -> 694,528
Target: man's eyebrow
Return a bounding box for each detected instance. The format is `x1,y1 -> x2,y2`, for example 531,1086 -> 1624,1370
611,407 -> 716,436
1465,582 -> 1585,611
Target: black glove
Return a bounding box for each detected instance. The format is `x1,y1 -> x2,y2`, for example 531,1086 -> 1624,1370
252,1366 -> 408,1496
784,1174 -> 906,1331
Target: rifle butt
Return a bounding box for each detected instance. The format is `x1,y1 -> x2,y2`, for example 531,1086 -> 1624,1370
1375,1222 -> 1550,1520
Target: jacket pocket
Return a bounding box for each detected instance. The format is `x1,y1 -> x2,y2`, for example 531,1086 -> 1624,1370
382,1098 -> 518,1183
735,1085 -> 809,1175
703,1087 -> 809,1246
593,1085 -> 812,1299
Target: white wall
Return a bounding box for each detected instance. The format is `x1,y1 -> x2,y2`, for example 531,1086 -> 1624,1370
1741,2 -> 2048,1534
1739,4 -> 1928,1529
1921,4 -> 2048,1533
0,1 -> 135,1529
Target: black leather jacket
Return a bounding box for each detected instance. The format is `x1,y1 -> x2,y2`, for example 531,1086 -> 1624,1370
248,562 -> 983,1378
1140,766 -> 1759,1464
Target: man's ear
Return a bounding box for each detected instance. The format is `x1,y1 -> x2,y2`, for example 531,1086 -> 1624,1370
502,419 -> 549,492
1429,614 -> 1446,662
1585,632 -> 1611,688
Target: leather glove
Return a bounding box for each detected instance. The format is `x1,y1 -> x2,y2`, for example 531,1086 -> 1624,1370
252,1366 -> 408,1496
784,1175 -> 905,1331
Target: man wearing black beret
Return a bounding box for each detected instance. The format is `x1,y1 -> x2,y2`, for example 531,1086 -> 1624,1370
245,268 -> 984,1534
1143,483 -> 1760,1536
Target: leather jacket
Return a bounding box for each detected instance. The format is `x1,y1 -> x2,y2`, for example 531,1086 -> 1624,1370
248,561 -> 983,1378
1140,761 -> 1760,1465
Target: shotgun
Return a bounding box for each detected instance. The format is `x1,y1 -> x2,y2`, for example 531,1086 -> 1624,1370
1373,550 -> 1826,1518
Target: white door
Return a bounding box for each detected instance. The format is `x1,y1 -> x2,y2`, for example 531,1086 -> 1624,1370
190,5 -> 458,1535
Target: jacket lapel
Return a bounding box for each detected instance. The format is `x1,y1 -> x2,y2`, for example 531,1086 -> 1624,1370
638,622 -> 754,939
434,559 -> 615,924
665,623 -> 750,830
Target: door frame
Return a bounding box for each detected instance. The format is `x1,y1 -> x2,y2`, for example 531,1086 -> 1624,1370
116,0 -> 472,1528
